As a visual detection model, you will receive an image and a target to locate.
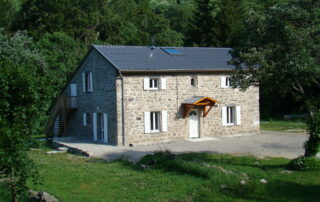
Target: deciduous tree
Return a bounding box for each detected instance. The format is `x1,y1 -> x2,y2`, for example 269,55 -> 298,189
231,0 -> 320,157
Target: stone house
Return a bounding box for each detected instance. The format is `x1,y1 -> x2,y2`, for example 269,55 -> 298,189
46,45 -> 260,146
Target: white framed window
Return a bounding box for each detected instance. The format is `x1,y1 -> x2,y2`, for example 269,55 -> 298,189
83,112 -> 90,126
226,106 -> 235,125
150,111 -> 160,132
222,106 -> 241,126
144,111 -> 168,133
221,76 -> 231,88
83,71 -> 93,92
149,78 -> 159,90
144,77 -> 166,90
225,77 -> 231,87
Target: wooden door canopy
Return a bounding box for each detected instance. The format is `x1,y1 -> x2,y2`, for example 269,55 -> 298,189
182,96 -> 219,118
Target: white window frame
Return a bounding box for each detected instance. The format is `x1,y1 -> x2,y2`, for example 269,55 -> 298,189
83,112 -> 88,126
226,106 -> 236,126
149,78 -> 159,90
150,111 -> 160,132
221,76 -> 231,88
225,77 -> 231,87
222,105 -> 241,126
83,71 -> 93,92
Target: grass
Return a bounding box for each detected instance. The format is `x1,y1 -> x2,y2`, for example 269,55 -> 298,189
260,119 -> 307,132
1,148 -> 320,202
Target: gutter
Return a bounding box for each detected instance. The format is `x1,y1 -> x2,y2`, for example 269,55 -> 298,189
118,70 -> 126,146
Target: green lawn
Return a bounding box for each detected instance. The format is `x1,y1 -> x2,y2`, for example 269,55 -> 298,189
1,148 -> 319,202
260,119 -> 307,132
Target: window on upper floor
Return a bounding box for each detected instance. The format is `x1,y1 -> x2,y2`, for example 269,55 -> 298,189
191,77 -> 197,87
225,77 -> 231,87
221,76 -> 231,88
83,71 -> 93,92
144,77 -> 167,90
149,78 -> 159,90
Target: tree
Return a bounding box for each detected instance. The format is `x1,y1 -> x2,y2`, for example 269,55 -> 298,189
0,0 -> 20,31
0,29 -> 48,201
14,0 -> 111,43
186,0 -> 219,46
231,0 -> 320,157
212,0 -> 247,47
149,0 -> 194,38
36,32 -> 86,95
99,0 -> 183,46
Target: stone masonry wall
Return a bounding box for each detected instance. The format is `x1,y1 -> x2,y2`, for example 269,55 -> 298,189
121,74 -> 260,145
62,49 -> 118,144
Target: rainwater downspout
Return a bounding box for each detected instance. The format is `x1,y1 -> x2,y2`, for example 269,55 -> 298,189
119,70 -> 125,146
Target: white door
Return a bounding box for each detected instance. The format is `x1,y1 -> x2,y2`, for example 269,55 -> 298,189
70,83 -> 77,108
102,113 -> 108,143
93,112 -> 97,141
189,109 -> 200,138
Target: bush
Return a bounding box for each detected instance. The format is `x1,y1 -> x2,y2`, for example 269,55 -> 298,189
139,151 -> 210,178
289,156 -> 320,171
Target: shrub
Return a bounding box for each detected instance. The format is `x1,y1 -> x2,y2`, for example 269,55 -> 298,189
289,156 -> 320,171
139,151 -> 210,178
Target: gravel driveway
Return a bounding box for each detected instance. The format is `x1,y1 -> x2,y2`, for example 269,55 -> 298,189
53,130 -> 308,162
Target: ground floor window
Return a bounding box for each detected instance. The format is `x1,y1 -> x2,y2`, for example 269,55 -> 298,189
222,105 -> 241,126
226,106 -> 235,125
150,111 -> 160,132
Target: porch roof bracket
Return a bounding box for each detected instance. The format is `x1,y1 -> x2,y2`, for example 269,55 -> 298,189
182,96 -> 219,118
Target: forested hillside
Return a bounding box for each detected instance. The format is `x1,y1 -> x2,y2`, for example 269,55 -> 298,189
0,0 -> 297,135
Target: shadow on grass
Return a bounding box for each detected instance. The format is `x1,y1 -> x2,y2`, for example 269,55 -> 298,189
222,180 -> 320,202
133,151 -> 212,179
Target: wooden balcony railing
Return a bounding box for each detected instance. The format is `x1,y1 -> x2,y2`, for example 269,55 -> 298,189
45,95 -> 77,136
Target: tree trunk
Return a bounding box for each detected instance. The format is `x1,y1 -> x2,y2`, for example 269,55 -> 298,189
304,110 -> 320,157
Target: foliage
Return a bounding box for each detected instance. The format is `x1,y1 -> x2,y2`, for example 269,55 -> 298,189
150,0 -> 194,38
0,0 -> 20,31
186,0 -> 219,46
212,0 -> 247,47
14,0 -> 111,43
305,110 -> 320,156
139,151 -> 210,178
100,0 -> 183,46
231,0 -> 320,156
0,30 -> 47,201
36,32 -> 86,95
289,156 -> 320,171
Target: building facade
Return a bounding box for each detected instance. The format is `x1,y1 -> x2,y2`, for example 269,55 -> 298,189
46,45 -> 260,146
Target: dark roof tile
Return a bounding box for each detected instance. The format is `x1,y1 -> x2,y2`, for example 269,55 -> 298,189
93,45 -> 235,71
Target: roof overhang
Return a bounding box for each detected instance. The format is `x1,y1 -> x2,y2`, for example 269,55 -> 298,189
182,96 -> 219,118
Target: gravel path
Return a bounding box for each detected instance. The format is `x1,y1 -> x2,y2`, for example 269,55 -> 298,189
53,130 -> 308,162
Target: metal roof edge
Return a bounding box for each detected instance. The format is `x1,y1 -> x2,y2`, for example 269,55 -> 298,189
120,69 -> 235,74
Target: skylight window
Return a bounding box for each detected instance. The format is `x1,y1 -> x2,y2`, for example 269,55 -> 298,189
161,48 -> 183,55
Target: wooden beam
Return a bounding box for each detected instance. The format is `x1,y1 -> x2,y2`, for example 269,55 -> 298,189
204,104 -> 215,117
183,104 -> 194,118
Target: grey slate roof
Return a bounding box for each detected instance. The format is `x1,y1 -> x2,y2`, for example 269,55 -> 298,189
182,96 -> 206,104
93,45 -> 235,71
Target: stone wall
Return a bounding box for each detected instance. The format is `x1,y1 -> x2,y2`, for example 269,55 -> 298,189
120,74 -> 260,145
63,49 -> 118,144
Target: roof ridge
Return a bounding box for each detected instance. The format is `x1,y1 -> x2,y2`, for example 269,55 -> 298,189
93,45 -> 231,49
